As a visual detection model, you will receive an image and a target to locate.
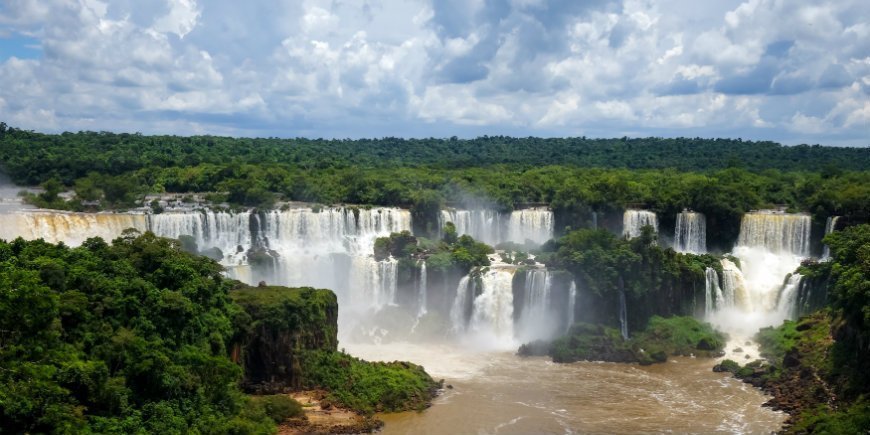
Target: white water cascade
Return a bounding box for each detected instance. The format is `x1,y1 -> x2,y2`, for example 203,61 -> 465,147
704,267 -> 722,318
709,210 -> 812,337
566,280 -> 577,331
776,274 -> 804,319
0,206 -> 411,328
618,289 -> 629,340
440,209 -> 502,245
0,212 -> 148,245
417,261 -> 428,317
516,269 -> 558,342
507,208 -> 555,245
822,216 -> 840,260
450,276 -> 473,334
674,210 -> 706,254
440,207 -> 554,246
737,211 -> 811,257
623,210 -> 658,239
468,266 -> 518,349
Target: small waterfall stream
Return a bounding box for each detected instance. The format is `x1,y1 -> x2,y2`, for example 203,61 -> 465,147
674,210 -> 706,253
623,210 -> 658,239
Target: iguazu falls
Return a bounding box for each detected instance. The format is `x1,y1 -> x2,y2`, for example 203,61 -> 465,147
2,1 -> 870,434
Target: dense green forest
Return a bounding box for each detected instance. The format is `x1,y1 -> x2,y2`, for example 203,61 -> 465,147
2,125 -> 868,251
0,232 -> 436,433
2,124 -> 868,177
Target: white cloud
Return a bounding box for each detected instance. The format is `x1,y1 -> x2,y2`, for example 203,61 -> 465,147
0,0 -> 866,144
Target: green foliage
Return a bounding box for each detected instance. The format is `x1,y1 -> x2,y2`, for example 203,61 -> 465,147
791,400 -> 870,434
252,395 -> 304,423
545,316 -> 725,365
545,228 -> 720,329
300,350 -> 439,414
756,320 -> 799,362
373,231 -> 418,261
0,233 -> 275,433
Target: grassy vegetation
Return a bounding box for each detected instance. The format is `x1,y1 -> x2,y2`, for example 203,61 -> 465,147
300,350 -> 440,414
755,320 -> 799,362
529,316 -> 725,365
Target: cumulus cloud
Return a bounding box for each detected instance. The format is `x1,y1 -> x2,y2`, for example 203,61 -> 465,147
0,0 -> 866,145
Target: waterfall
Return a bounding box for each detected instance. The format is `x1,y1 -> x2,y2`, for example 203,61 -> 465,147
623,210 -> 658,239
821,216 -> 840,260
618,289 -> 629,340
591,211 -> 598,229
719,259 -> 749,310
674,210 -> 706,254
418,261 -> 428,317
349,256 -> 398,310
450,276 -> 473,333
469,267 -> 517,345
507,208 -> 554,245
0,211 -> 147,245
0,206 -> 411,327
737,211 -> 811,257
516,269 -> 556,342
566,280 -> 577,332
704,267 -> 721,318
440,209 -> 502,245
441,207 -> 554,246
776,274 -> 803,319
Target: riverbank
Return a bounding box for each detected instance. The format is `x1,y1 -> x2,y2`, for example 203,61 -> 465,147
277,391 -> 382,434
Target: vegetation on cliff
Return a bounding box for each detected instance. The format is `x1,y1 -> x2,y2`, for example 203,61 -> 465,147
540,226 -> 721,331
0,231 -> 276,433
300,350 -> 440,414
519,316 -> 725,365
0,232 -> 440,433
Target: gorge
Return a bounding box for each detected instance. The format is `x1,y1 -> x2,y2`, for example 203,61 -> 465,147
0,194 -> 844,432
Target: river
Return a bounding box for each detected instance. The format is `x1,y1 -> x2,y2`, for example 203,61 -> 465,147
347,342 -> 786,434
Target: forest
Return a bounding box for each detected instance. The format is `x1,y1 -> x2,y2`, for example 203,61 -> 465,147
1,125 -> 868,252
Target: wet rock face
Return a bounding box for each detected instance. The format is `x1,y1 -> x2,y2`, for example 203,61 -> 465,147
230,285 -> 339,394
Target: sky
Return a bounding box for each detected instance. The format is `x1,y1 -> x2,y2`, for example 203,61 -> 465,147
0,0 -> 867,145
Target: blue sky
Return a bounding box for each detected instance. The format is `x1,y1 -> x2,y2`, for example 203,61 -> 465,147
0,0 -> 867,145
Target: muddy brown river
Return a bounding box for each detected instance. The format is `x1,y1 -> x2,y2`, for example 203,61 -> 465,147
346,342 -> 785,434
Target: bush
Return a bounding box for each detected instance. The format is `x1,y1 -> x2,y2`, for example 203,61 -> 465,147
255,395 -> 305,423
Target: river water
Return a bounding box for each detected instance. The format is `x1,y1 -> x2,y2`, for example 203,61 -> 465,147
346,342 -> 785,434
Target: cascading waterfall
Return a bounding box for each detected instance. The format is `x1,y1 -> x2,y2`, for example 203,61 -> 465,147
507,208 -> 554,245
349,256 -> 399,310
822,216 -> 840,260
0,206 -> 411,329
450,276 -> 473,333
440,207 -> 554,246
566,280 -> 577,331
618,289 -> 629,340
674,210 -> 706,254
719,259 -> 748,310
0,212 -> 147,245
710,210 -> 812,338
516,269 -> 556,342
737,211 -> 811,257
417,261 -> 428,316
704,267 -> 722,318
469,267 -> 517,347
440,209 -> 502,245
776,274 -> 803,319
623,210 -> 658,239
